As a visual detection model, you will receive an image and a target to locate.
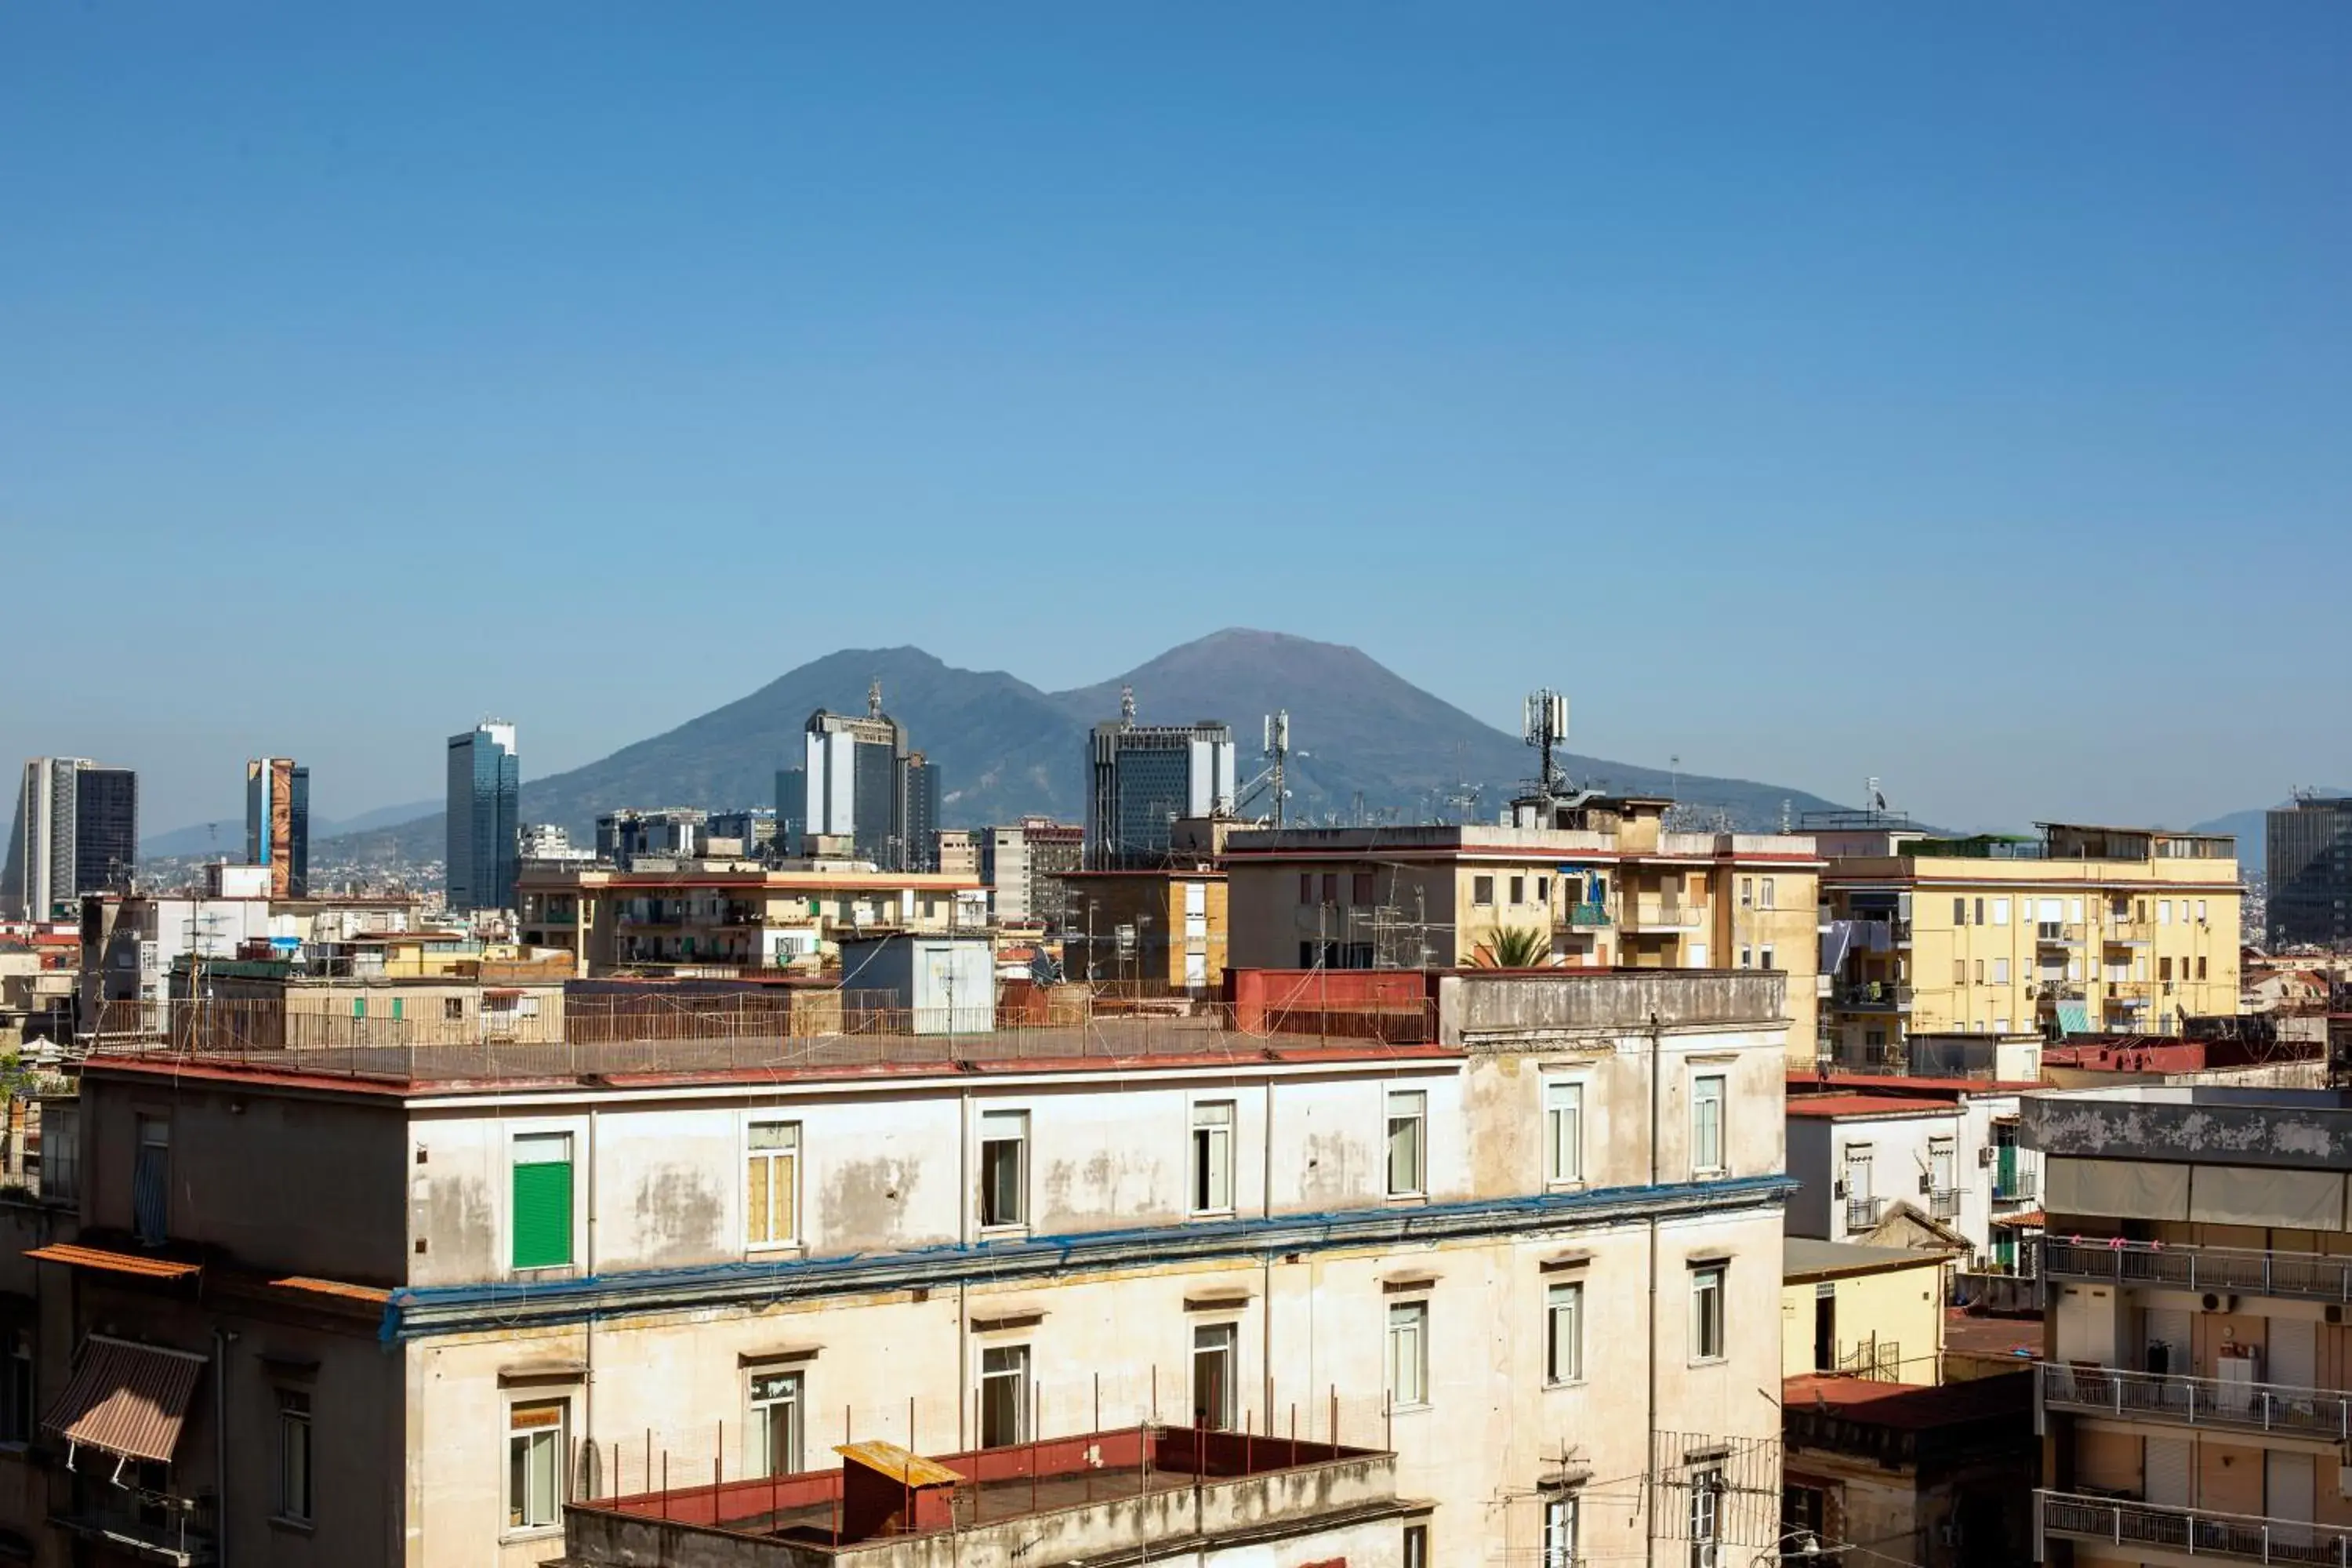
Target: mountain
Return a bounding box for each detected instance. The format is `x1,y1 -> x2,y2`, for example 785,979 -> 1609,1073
299,630 -> 1857,872
141,797 -> 441,858
2190,790 -> 2350,869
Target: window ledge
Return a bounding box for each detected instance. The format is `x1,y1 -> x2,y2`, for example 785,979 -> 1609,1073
1385,1192 -> 1428,1206
1688,1356 -> 1728,1369
746,1241 -> 805,1258
1187,1208 -> 1236,1221
503,1525 -> 564,1544
267,1515 -> 315,1536
1389,1400 -> 1433,1416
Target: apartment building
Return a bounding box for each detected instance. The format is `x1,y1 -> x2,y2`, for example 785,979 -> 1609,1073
21,966 -> 1794,1568
1782,1239 -> 1950,1383
1786,1076 -> 2044,1275
1226,797 -> 1826,1062
1817,818 -> 2242,1056
2027,1083 -> 2352,1567
978,818 -> 1083,931
515,861 -> 984,976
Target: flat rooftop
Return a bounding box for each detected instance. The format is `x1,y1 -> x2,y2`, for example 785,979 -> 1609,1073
1784,1238 -> 1949,1282
2022,1083 -> 2352,1167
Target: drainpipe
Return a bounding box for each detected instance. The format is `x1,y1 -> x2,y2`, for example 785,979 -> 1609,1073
957,1083 -> 971,1449
212,1326 -> 234,1563
584,1103 -> 599,1488
1645,1010 -> 1661,1568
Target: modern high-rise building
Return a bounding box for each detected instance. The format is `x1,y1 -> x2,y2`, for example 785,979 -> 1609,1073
774,767 -> 806,856
2266,792 -> 2352,949
1084,688 -> 1236,868
245,757 -> 310,898
2,757 -> 138,920
445,721 -> 520,912
802,684 -> 938,872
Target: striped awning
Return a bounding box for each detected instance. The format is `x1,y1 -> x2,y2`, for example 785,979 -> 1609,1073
43,1335 -> 205,1464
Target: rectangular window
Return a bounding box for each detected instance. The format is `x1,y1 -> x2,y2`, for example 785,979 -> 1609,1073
0,1330 -> 33,1445
506,1400 -> 566,1531
1760,944 -> 1774,971
1545,1081 -> 1583,1185
1509,875 -> 1526,906
1738,945 -> 1751,969
1297,873 -> 1312,905
1760,877 -> 1775,909
1691,1267 -> 1726,1362
2159,956 -> 2172,982
1387,1301 -> 1428,1406
1386,1091 -> 1427,1197
1974,897 -> 1985,926
1403,1524 -> 1430,1568
2198,956 -> 2208,980
1472,876 -> 1495,906
1953,897 -> 1967,925
2071,897 -> 2085,924
278,1388 -> 313,1523
444,996 -> 464,1020
511,1133 -> 573,1269
1992,898 -> 2009,926
749,1370 -> 804,1476
979,1109 -> 1028,1228
1321,873 -> 1339,903
2197,899 -> 2208,921
1689,1465 -> 1724,1563
1953,959 -> 1965,985
390,996 -> 404,1022
1353,871 -> 1375,906
1692,1075 -> 1725,1176
1192,1323 -> 1237,1429
1545,1283 -> 1584,1385
352,997 -> 366,1020
132,1115 -> 169,1247
746,1122 -> 800,1247
1974,960 -> 1984,984
1192,1101 -> 1235,1214
1992,958 -> 2009,985
1739,877 -> 1753,909
2158,900 -> 2172,925
979,1345 -> 1029,1446
1542,1494 -> 1578,1568
1534,876 -> 1550,903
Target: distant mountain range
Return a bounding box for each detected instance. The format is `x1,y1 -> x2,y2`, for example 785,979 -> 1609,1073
140,797 -> 441,859
159,630 -> 1867,875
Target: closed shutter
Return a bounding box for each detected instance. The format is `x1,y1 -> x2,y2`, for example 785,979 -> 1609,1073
512,1156 -> 573,1268
2270,1450 -> 2316,1544
2272,1318 -> 2317,1390
2145,1437 -> 2191,1507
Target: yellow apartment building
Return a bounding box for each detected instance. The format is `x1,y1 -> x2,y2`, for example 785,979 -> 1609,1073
1226,794 -> 1827,1062
1817,819 -> 2240,1060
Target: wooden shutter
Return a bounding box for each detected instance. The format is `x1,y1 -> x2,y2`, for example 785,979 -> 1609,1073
512,1160 -> 573,1268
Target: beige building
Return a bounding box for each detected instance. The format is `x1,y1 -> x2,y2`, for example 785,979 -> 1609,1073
1226,799 -> 1826,1062
517,859 -> 985,976
2029,1083 -> 2352,1566
1818,819 -> 2241,1059
1782,1238 -> 1950,1384
162,947 -> 572,1048
20,966 -> 1795,1568
1058,866 -> 1229,993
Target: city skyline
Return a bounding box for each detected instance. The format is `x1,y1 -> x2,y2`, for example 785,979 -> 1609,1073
5,6 -> 2348,835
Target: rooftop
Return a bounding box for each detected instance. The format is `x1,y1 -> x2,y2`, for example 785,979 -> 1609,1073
1784,1238 -> 1949,1283
1942,1309 -> 2042,1365
1781,1370 -> 2033,1435
2022,1083 -> 2352,1167
1786,1094 -> 1966,1120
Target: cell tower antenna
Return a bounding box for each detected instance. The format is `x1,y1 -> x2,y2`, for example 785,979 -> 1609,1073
868,678 -> 884,719
1523,689 -> 1570,797
1120,685 -> 1137,728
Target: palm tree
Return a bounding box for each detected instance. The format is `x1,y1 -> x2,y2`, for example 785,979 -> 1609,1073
1472,926 -> 1555,968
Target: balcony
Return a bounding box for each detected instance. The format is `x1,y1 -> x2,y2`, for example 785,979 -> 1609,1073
2102,923 -> 2152,946
2039,1236 -> 2352,1305
1555,903 -> 1612,931
1992,1165 -> 2037,1204
2040,1363 -> 2352,1441
1845,1196 -> 1886,1232
1831,982 -> 1913,1013
2038,1489 -> 2352,1567
2031,982 -> 2086,1004
1928,1187 -> 1961,1220
1622,902 -> 1701,932
50,1494 -> 216,1566
2037,922 -> 2085,946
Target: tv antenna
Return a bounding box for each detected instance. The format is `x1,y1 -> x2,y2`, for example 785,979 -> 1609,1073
1523,690 -> 1570,797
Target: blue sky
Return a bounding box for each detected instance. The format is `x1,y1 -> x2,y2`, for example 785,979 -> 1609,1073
5,4 -> 2347,835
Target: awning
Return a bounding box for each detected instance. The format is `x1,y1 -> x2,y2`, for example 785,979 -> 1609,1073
2056,1001 -> 2091,1036
24,1243 -> 200,1281
43,1335 -> 205,1465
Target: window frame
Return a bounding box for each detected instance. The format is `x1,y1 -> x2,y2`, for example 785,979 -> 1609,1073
1191,1099 -> 1236,1216
1690,1265 -> 1726,1364
1544,1080 -> 1584,1188
747,1367 -> 805,1477
276,1386 -> 314,1525
1544,1281 -> 1584,1386
510,1131 -> 575,1270
978,1343 -> 1030,1447
978,1108 -> 1030,1230
1691,1074 -> 1726,1178
1386,1300 -> 1430,1410
745,1120 -> 802,1250
1541,1492 -> 1579,1568
1192,1321 -> 1238,1430
506,1398 -> 568,1535
1472,875 -> 1495,907
1385,1089 -> 1428,1199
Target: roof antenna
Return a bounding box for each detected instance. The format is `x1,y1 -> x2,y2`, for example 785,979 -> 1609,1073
1120,685 -> 1137,727
868,679 -> 884,719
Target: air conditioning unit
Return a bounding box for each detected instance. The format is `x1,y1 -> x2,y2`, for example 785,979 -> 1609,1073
2326,1305 -> 2344,1327
1832,1178 -> 1848,1200
1976,1147 -> 1994,1167
2200,1293 -> 2239,1313
1918,1174 -> 1933,1195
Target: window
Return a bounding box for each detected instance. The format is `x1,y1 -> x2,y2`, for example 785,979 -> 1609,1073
0,1330 -> 31,1444
1995,1018 -> 2009,1033
1953,897 -> 1967,925
2159,956 -> 2172,982
749,1370 -> 804,1476
1691,1075 -> 1725,1176
511,1133 -> 573,1269
746,1122 -> 800,1247
1386,1091 -> 1427,1197
1760,877 -> 1775,909
133,1115 -> 170,1247
2197,899 -> 2208,922
352,997 -> 366,1020
2198,956 -> 2208,980
1739,877 -> 1753,909
1403,1523 -> 1430,1568
1687,942 -> 1708,967
979,1345 -> 1029,1446
1953,959 -> 1965,985
1542,1493 -> 1579,1568
1192,1101 -> 1235,1214
1297,874 -> 1312,905
979,1109 -> 1029,1228
1689,1465 -> 1724,1566
1973,960 -> 1984,984
1992,958 -> 2009,985
1387,1301 -> 1428,1407
1534,876 -> 1550,903
390,996 -> 404,1022
1691,1267 -> 1726,1362
1545,1283 -> 1584,1384
1992,898 -> 2009,926
1545,1081 -> 1583,1185
1973,898 -> 1985,926
1759,945 -> 1774,972
1321,873 -> 1339,903
2158,900 -> 2172,925
40,1103 -> 77,1203
1738,946 -> 1751,969
278,1388 -> 313,1523
506,1400 -> 566,1531
1353,871 -> 1375,906
1472,876 -> 1495,906
2071,897 -> 2085,924
444,996 -> 464,1020
1192,1323 -> 1236,1429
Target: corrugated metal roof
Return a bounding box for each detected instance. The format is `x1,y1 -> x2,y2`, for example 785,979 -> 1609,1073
835,1440 -> 963,1489
43,1335 -> 205,1464
24,1243 -> 200,1279
269,1276 -> 393,1305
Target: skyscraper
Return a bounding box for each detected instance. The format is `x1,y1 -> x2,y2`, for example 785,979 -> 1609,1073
245,757 -> 311,898
2267,792 -> 2352,948
445,721 -> 520,912
1084,688 -> 1236,868
2,757 -> 139,920
802,683 -> 940,872
775,767 -> 806,856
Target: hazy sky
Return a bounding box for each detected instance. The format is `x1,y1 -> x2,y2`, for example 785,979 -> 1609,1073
5,4 -> 2347,835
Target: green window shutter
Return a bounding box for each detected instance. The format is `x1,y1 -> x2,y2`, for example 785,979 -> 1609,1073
391,997 -> 404,1022
511,1161 -> 573,1268
352,998 -> 366,1020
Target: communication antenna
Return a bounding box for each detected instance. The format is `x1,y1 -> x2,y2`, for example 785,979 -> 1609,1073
1262,711 -> 1290,831
1523,690 -> 1570,797
1119,685 -> 1137,728
867,679 -> 884,720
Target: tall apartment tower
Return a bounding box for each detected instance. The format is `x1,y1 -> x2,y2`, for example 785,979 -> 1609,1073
1084,688 -> 1236,869
2267,792 -> 2352,949
774,767 -> 806,856
2,758 -> 138,920
803,683 -> 939,873
245,757 -> 310,898
445,722 -> 520,912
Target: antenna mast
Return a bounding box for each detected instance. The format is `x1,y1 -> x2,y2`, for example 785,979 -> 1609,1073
1262,711 -> 1290,831
1523,689 -> 1570,798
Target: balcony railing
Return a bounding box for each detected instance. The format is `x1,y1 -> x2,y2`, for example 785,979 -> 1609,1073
2036,922 -> 2084,945
1556,904 -> 1612,930
2041,1362 -> 2352,1441
2102,923 -> 2151,945
2039,1489 -> 2352,1566
51,1491 -> 217,1566
1831,982 -> 1913,1011
1928,1187 -> 1961,1220
1992,1166 -> 2037,1204
1845,1196 -> 1885,1232
1624,902 -> 1701,931
2039,1236 -> 2352,1304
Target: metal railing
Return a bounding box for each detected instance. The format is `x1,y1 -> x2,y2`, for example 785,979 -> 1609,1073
2101,923 -> 2151,943
2041,1363 -> 2352,1440
1844,1196 -> 1885,1232
2035,923 -> 2084,944
1992,1166 -> 2037,1204
2039,1489 -> 2352,1566
1624,902 -> 1702,930
1831,982 -> 1913,1011
1556,904 -> 1612,930
1929,1187 -> 1961,1220
2039,1236 -> 2352,1304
